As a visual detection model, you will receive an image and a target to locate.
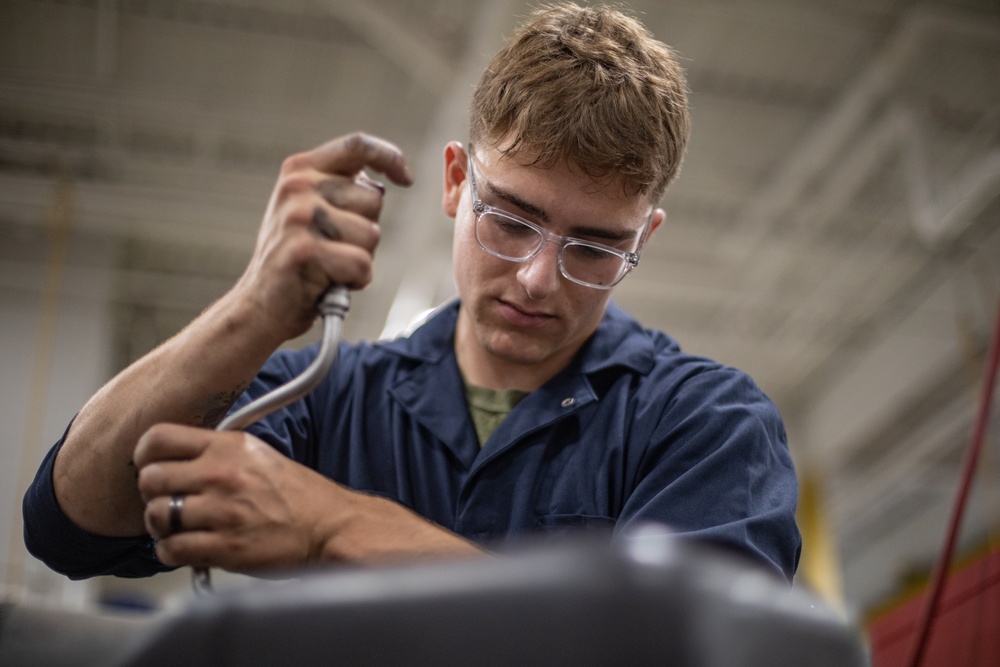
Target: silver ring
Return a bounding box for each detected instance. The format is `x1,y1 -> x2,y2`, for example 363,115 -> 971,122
168,494 -> 185,536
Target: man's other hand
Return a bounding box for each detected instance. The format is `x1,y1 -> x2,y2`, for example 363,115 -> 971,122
134,423 -> 480,572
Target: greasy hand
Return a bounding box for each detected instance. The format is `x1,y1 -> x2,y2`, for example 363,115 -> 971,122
135,423 -> 345,572
237,132 -> 413,343
134,424 -> 482,572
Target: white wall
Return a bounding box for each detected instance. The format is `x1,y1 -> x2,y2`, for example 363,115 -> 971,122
1,232 -> 116,608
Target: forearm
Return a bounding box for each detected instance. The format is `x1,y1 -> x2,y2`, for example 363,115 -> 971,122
320,490 -> 486,564
52,290 -> 285,537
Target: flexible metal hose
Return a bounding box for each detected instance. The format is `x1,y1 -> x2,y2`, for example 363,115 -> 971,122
191,287 -> 351,593
217,288 -> 350,431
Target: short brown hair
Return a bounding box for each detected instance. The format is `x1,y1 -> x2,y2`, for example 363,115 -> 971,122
470,3 -> 690,200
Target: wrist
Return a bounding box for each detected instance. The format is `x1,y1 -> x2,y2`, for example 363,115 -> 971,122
229,267 -> 332,347
312,487 -> 482,564
211,282 -> 295,353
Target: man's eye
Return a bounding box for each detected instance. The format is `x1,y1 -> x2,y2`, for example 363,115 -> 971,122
493,218 -> 534,236
570,244 -> 615,261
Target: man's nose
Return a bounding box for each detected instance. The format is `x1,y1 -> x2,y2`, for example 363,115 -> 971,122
516,241 -> 562,300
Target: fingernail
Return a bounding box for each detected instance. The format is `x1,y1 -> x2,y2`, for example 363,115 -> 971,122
357,174 -> 386,195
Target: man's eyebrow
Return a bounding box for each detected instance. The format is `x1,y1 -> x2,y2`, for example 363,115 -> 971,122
484,179 -> 640,243
485,180 -> 549,223
568,225 -> 637,243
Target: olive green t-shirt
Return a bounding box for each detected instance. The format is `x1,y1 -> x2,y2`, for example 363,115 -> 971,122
463,381 -> 528,446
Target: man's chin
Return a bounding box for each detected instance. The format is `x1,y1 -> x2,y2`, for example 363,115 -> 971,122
479,326 -> 557,366
483,340 -> 548,367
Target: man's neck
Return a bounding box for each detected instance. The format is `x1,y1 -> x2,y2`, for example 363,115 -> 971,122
457,356 -> 551,393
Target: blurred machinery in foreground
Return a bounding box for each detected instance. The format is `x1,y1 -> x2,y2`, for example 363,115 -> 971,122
0,529 -> 866,667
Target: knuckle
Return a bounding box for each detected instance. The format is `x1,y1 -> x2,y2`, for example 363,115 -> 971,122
285,234 -> 317,265
159,539 -> 191,564
136,465 -> 158,493
341,132 -> 369,156
241,434 -> 265,455
277,173 -> 313,198
350,253 -> 373,287
203,466 -> 239,493
218,503 -> 242,528
154,540 -> 176,565
142,422 -> 171,443
362,223 -> 381,251
280,153 -> 307,174
279,201 -> 317,230
142,505 -> 158,535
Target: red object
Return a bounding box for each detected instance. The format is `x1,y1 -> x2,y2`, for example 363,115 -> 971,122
868,545 -> 1000,667
901,297 -> 1000,666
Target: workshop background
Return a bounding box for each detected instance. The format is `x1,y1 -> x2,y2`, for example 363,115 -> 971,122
1,0 -> 999,659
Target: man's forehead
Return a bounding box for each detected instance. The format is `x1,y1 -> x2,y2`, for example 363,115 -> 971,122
482,151 -> 644,203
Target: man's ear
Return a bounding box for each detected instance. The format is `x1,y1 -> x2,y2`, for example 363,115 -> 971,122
635,207 -> 666,253
650,208 -> 666,235
442,141 -> 467,219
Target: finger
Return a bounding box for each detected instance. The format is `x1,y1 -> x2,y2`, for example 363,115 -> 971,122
309,205 -> 381,252
145,492 -> 237,539
154,530 -> 219,568
134,423 -> 216,468
304,132 -> 414,187
145,493 -> 186,539
312,207 -> 342,241
315,177 -> 384,221
266,226 -> 376,293
310,237 -> 376,290
136,459 -> 206,503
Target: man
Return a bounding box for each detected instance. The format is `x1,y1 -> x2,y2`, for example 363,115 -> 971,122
24,3 -> 800,582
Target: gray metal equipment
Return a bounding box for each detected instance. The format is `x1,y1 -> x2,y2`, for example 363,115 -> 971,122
111,529 -> 866,667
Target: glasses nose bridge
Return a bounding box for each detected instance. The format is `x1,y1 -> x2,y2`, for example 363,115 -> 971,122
516,228 -> 566,291
524,226 -> 567,262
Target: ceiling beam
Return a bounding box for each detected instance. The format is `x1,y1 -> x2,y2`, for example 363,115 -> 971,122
315,0 -> 456,95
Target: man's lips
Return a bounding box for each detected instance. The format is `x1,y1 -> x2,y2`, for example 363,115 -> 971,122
496,299 -> 556,328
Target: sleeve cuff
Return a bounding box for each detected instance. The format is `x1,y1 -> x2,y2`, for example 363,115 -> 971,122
21,420 -> 173,579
